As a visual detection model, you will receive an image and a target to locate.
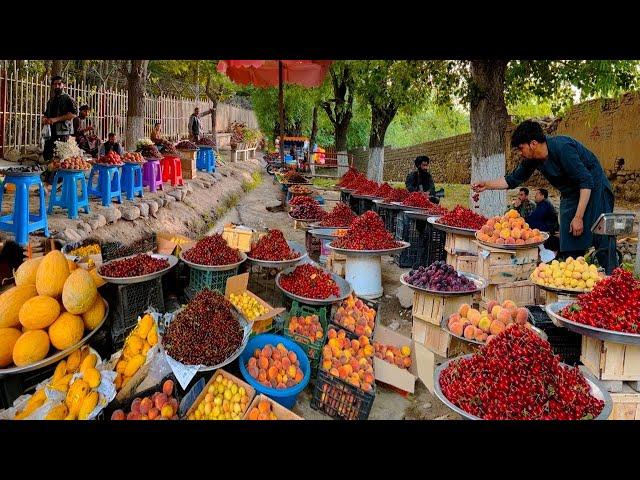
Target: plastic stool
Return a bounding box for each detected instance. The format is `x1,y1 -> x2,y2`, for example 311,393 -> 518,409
160,156 -> 184,186
196,147 -> 215,173
88,164 -> 122,206
142,159 -> 163,193
121,163 -> 144,200
0,174 -> 49,246
48,170 -> 90,219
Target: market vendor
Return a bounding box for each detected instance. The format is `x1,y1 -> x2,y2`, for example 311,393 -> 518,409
151,122 -> 164,150
405,155 -> 440,204
472,120 -> 615,272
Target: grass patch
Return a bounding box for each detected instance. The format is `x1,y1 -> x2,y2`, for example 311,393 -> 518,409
312,177 -> 338,189
242,171 -> 263,193
437,183 -> 470,209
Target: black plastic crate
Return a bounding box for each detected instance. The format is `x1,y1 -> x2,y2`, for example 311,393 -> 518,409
394,212 -> 428,268
526,305 -> 582,366
101,233 -> 158,262
311,368 -> 375,420
107,277 -> 165,350
340,191 -> 350,204
374,203 -> 401,236
423,220 -> 447,266
245,264 -> 285,308
349,193 -> 360,215
0,362 -> 57,409
358,197 -> 375,215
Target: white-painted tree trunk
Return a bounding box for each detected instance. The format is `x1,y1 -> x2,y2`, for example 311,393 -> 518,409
471,152 -> 506,218
125,116 -> 144,152
367,147 -> 384,183
337,151 -> 349,177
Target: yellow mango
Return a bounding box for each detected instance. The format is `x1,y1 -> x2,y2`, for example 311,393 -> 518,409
66,349 -> 82,373
52,360 -> 67,382
147,326 -> 158,346
115,359 -> 127,374
124,354 -> 145,377
78,391 -> 98,420
136,314 -> 154,339
83,367 -> 101,389
79,353 -> 97,374
45,403 -> 69,420
50,373 -> 74,393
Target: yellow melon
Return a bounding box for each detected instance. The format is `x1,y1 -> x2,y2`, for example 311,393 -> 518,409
19,295 -> 61,330
14,257 -> 43,286
89,269 -> 106,288
67,260 -> 78,272
82,295 -> 106,331
48,312 -> 84,351
62,269 -> 97,315
12,330 -> 50,367
35,250 -> 70,298
0,328 -> 22,367
0,285 -> 38,328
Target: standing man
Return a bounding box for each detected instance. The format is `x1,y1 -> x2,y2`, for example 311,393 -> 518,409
42,75 -> 78,163
507,187 -> 536,218
472,120 -> 616,272
99,133 -> 124,157
405,155 -> 439,203
188,108 -> 202,143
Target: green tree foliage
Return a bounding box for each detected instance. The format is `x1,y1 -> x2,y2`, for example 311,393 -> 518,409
385,104 -> 470,148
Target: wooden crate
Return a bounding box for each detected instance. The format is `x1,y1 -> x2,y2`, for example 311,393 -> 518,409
176,150 -> 197,180
541,289 -> 579,304
185,369 -> 256,419
444,233 -> 477,255
581,336 -> 640,381
446,252 -> 477,275
609,385 -> 640,420
243,394 -> 303,420
412,318 -> 477,358
480,280 -> 538,308
475,242 -> 538,285
412,290 -> 472,326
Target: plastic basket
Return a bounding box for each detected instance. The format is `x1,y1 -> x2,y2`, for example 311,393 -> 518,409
358,197 -> 375,215
348,193 -> 360,215
0,362 -> 58,409
107,277 -> 164,350
424,220 -> 447,266
188,266 -> 240,295
101,233 -> 158,262
329,297 -> 379,340
238,334 -> 311,409
340,191 -> 350,204
283,301 -> 328,374
394,212 -> 428,268
526,305 -> 582,365
246,264 -> 286,309
374,202 -> 401,236
311,368 -> 375,420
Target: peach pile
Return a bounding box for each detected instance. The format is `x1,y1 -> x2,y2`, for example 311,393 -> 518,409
246,343 -> 305,389
333,294 -> 376,337
447,301 -> 532,344
288,314 -> 324,342
476,209 -> 545,246
188,372 -> 251,420
247,398 -> 278,420
373,343 -> 412,370
322,328 -> 374,392
110,379 -> 177,420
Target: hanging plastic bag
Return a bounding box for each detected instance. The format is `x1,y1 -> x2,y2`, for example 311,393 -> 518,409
41,124 -> 51,140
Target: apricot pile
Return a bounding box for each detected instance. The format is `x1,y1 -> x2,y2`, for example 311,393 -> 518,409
373,343 -> 412,370
447,301 -> 531,344
288,314 -> 324,342
110,379 -> 177,420
188,372 -> 251,420
247,398 -> 278,420
246,343 -> 305,389
476,209 -> 545,246
322,328 -> 374,392
333,294 -> 376,337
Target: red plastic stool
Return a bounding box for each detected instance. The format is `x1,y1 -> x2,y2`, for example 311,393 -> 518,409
160,156 -> 184,187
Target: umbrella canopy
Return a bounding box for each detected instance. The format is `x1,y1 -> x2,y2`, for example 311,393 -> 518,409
217,60 -> 332,162
217,60 -> 331,88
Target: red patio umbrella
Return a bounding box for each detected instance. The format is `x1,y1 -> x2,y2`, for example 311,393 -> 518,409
217,60 -> 331,159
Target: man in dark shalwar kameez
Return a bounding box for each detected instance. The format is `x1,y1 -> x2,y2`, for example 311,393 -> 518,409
472,120 -> 616,273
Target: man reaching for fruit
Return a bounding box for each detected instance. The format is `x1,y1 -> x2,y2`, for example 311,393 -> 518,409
472,120 -> 615,273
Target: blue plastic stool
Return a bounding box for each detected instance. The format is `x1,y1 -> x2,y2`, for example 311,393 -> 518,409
196,146 -> 215,173
121,163 -> 144,200
48,170 -> 90,219
0,174 -> 49,246
88,164 -> 122,206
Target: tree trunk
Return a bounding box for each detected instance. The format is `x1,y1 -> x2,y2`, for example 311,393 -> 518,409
125,60 -> 148,151
51,60 -> 63,77
210,99 -> 218,152
469,60 -> 509,217
310,105 -> 318,150
335,123 -> 348,152
366,104 -> 396,182
278,61 -> 285,161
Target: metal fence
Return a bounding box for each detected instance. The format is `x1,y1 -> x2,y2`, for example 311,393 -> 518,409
0,70 -> 258,154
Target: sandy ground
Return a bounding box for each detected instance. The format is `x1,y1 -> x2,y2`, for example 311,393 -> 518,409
210,160 -> 459,420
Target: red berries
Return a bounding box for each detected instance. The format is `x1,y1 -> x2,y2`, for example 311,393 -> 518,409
438,205 -> 488,230
401,192 -> 448,215
383,188 -> 410,203
183,234 -> 240,266
249,230 -> 300,261
439,325 -> 605,420
319,203 -> 356,228
290,203 -> 326,221
560,268 -> 640,334
279,264 -> 340,299
99,254 -> 169,278
333,211 -> 401,251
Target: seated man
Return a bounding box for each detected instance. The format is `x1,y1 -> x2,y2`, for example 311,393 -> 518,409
507,187 -> 536,218
151,122 -> 164,150
99,132 -> 124,157
527,188 -> 560,251
405,155 -> 439,204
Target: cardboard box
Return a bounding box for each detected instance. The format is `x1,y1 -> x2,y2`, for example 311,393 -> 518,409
413,342 -> 437,394
372,325 -> 418,394
225,273 -> 285,330
242,394 -> 303,420
156,231 -> 195,256
222,224 -> 258,253
184,369 -> 256,419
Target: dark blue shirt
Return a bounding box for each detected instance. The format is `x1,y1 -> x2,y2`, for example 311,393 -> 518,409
526,199 -> 558,233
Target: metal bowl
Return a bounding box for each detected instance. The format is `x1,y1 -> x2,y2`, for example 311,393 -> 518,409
399,271 -> 488,296
372,199 -> 406,210
532,281 -> 587,296
328,240 -> 410,258
0,299 -> 109,377
404,210 -> 444,222
97,253 -> 178,285
434,354 -> 612,420
180,250 -> 247,272
246,240 -> 308,269
427,216 -> 479,236
546,301 -> 640,345
288,212 -> 323,223
308,228 -> 345,241
475,231 -> 549,250
350,192 -> 379,200
275,266 -> 353,306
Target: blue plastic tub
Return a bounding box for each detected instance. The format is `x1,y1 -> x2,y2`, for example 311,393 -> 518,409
314,196 -> 325,205
238,334 -> 311,409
